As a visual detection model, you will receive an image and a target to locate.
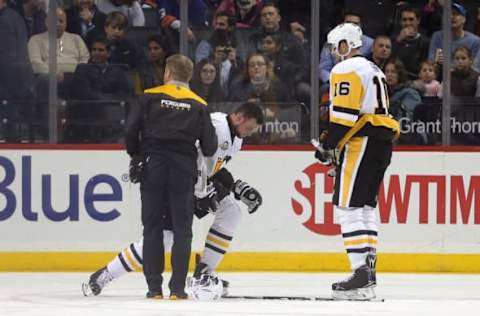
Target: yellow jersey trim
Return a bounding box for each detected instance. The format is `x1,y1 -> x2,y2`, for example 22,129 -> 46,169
337,114 -> 400,151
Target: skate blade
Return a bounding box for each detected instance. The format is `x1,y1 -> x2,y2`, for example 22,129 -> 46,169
332,287 -> 376,301
82,282 -> 94,296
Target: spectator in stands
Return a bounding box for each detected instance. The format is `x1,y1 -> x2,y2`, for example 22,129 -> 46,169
97,11 -> 143,69
412,60 -> 441,97
66,0 -> 106,48
258,33 -> 294,83
319,11 -> 374,86
97,0 -> 145,26
228,53 -> 292,109
134,34 -> 171,92
429,3 -> 480,67
392,6 -> 430,80
212,40 -> 240,96
258,32 -> 309,103
70,36 -> 131,100
248,3 -> 305,70
10,0 -> 46,37
195,10 -> 237,63
215,0 -> 262,28
191,58 -> 225,110
420,0 -> 442,37
385,59 -> 422,121
450,46 -> 480,97
68,36 -> 131,142
0,0 -> 34,99
367,35 -> 392,72
28,7 -> 89,77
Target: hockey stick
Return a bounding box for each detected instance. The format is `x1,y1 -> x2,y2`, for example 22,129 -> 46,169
223,295 -> 385,302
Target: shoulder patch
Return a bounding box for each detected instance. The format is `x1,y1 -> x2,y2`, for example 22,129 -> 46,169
220,141 -> 229,150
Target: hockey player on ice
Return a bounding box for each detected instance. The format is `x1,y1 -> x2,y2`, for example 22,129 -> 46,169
82,102 -> 264,300
313,22 -> 399,300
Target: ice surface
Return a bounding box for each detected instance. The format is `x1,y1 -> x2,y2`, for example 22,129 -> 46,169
1,272 -> 479,316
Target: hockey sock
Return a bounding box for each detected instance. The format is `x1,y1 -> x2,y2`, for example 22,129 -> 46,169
336,207 -> 377,270
107,241 -> 143,279
201,228 -> 233,271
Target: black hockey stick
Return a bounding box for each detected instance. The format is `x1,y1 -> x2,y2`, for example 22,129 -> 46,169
223,295 -> 385,302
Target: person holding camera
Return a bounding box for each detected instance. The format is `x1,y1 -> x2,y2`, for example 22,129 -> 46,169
125,54 -> 217,300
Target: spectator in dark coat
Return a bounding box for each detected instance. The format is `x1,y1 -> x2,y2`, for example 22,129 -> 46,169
88,11 -> 143,69
191,58 -> 226,111
70,36 -> 131,100
0,0 -> 34,99
9,0 -> 46,37
134,34 -> 172,93
66,0 -> 106,48
228,53 -> 292,108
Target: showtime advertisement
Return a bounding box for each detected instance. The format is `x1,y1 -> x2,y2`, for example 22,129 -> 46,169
1,148 -> 480,255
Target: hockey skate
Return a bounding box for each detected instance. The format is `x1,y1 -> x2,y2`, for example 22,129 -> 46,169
331,264 -> 376,301
192,256 -> 229,297
82,266 -> 114,296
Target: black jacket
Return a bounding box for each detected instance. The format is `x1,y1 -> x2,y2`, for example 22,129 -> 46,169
125,82 -> 217,175
66,5 -> 106,48
70,62 -> 131,100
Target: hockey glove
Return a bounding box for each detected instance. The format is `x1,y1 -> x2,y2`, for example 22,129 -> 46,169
311,138 -> 338,166
129,155 -> 150,183
210,168 -> 235,201
195,182 -> 219,218
234,180 -> 262,214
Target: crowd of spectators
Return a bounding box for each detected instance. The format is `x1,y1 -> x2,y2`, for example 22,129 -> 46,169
2,0 -> 480,144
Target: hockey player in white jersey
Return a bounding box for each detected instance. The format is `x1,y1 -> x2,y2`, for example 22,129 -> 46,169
82,102 -> 264,299
313,23 -> 400,300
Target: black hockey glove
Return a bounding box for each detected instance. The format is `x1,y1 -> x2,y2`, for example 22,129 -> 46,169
195,182 -> 219,218
234,180 -> 262,214
210,168 -> 235,201
129,155 -> 149,183
311,138 -> 338,166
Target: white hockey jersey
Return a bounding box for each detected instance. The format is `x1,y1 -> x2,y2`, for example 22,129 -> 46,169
327,56 -> 399,150
195,112 -> 243,197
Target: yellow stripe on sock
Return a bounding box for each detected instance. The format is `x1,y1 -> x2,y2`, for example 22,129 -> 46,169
344,239 -> 378,246
123,249 -> 141,271
207,235 -> 230,249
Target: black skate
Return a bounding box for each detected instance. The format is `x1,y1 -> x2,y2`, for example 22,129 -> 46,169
82,266 -> 114,296
332,265 -> 376,300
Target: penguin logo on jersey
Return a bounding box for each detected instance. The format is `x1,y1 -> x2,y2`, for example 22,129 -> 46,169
220,141 -> 229,150
291,163 -> 341,236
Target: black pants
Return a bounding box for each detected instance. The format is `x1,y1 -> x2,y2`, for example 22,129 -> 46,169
333,136 -> 392,208
141,154 -> 196,294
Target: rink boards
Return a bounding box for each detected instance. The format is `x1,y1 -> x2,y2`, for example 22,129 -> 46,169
1,145 -> 480,272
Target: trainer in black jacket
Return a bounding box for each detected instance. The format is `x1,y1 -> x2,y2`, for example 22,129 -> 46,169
125,54 -> 217,300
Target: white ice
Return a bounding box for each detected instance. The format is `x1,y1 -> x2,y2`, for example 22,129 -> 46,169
1,272 -> 480,316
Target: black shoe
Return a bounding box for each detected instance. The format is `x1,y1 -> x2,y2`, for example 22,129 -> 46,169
146,291 -> 163,299
169,290 -> 188,300
332,265 -> 375,291
85,266 -> 113,296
